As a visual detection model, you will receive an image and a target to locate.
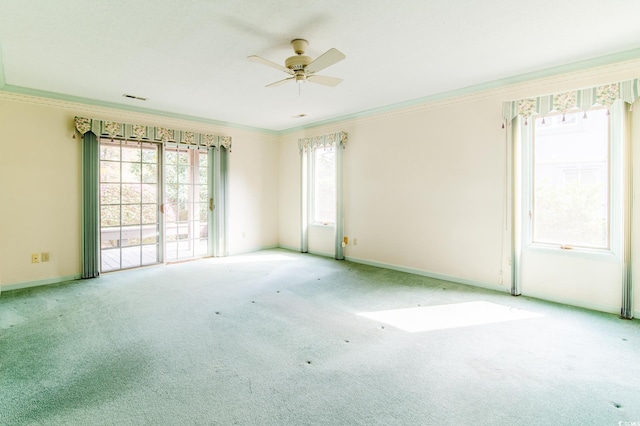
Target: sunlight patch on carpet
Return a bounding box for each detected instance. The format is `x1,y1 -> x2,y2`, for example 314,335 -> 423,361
358,301 -> 543,332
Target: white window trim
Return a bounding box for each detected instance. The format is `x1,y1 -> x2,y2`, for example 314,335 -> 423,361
520,100 -> 625,260
309,145 -> 337,227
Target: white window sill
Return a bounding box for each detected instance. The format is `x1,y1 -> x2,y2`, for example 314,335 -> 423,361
310,222 -> 335,227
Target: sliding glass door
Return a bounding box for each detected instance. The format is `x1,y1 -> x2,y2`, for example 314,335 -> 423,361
164,146 -> 210,261
98,140 -> 214,272
99,139 -> 161,272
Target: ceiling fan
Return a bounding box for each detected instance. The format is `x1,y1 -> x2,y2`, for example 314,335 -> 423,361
248,39 -> 346,88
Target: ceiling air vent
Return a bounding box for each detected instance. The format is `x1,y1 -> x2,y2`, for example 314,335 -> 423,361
122,94 -> 148,101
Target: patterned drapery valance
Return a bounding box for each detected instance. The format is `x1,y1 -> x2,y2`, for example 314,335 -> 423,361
74,116 -> 232,151
502,78 -> 640,124
298,131 -> 348,152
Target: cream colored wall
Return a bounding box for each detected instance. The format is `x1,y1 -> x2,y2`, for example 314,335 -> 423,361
0,99 -> 81,286
279,98 -> 508,286
227,131 -> 280,254
277,137 -> 300,250
279,59 -> 640,314
0,94 -> 279,289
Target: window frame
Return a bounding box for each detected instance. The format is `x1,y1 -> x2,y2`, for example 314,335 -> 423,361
521,102 -> 624,257
310,145 -> 337,226
98,138 -> 163,272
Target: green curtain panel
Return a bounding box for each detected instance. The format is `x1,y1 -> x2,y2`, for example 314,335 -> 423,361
81,132 -> 100,279
211,146 -> 229,257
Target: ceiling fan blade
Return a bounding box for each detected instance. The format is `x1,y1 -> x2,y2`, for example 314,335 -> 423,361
307,74 -> 343,87
306,48 -> 345,74
247,55 -> 294,75
265,77 -> 295,88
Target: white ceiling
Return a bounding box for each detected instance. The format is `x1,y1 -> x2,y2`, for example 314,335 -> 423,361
1,0 -> 640,132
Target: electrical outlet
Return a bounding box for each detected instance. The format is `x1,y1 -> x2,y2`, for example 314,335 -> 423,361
32,253 -> 40,263
353,238 -> 358,246
41,252 -> 50,262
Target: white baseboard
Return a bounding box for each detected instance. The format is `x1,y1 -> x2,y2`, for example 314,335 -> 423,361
307,250 -> 335,258
276,244 -> 300,252
345,256 -> 508,294
276,245 -> 334,259
228,244 -> 279,256
1,274 -> 82,293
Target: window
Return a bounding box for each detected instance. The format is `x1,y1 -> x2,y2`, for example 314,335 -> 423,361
531,108 -> 610,249
312,146 -> 336,224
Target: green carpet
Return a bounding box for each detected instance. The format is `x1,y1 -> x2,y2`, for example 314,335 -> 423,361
1,249 -> 639,425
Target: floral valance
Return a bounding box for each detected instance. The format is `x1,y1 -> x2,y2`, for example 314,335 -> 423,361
502,78 -> 640,124
298,131 -> 348,153
74,116 -> 232,151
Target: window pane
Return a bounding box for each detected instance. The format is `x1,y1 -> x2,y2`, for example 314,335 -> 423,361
122,162 -> 141,183
141,144 -> 158,163
142,184 -> 158,204
178,185 -> 189,203
178,151 -> 189,165
101,248 -> 120,272
101,205 -> 120,227
100,161 -> 120,182
121,225 -> 141,247
165,165 -> 177,184
121,246 -> 141,269
178,203 -> 189,221
101,228 -> 120,248
177,165 -> 189,183
121,184 -> 141,204
199,203 -> 208,221
198,185 -> 208,203
199,167 -> 208,184
141,244 -> 159,265
165,203 -> 178,222
142,164 -> 157,183
122,145 -> 141,162
196,238 -> 208,255
100,143 -> 120,161
165,151 -> 177,165
313,147 -> 336,224
532,109 -> 609,248
122,204 -> 141,226
142,204 -> 157,224
100,183 -> 120,205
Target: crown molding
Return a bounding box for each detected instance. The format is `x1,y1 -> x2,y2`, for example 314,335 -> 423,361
280,50 -> 640,137
2,48 -> 640,140
0,87 -> 280,141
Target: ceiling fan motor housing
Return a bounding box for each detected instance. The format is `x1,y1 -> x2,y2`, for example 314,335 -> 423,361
285,55 -> 312,71
286,38 -> 312,76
